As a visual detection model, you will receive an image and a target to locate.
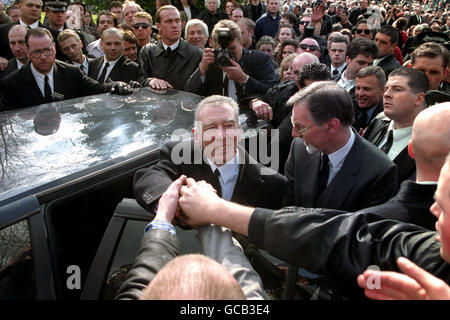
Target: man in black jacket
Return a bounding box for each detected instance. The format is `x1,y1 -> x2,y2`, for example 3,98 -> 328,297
364,67 -> 429,185
1,27 -> 133,111
373,25 -> 401,79
138,5 -> 202,91
175,104 -> 450,296
88,28 -> 139,84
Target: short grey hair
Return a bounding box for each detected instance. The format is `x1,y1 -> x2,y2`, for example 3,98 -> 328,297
194,95 -> 239,129
185,19 -> 209,39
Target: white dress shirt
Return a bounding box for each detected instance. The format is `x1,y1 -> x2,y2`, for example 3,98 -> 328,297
337,71 -> 355,93
19,19 -> 39,28
380,120 -> 412,161
97,55 -> 122,82
30,63 -> 54,98
207,152 -> 240,201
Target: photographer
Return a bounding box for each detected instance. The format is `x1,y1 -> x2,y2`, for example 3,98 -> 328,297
185,19 -> 277,108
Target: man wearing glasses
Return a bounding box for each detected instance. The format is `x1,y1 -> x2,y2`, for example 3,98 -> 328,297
296,37 -> 321,58
354,19 -> 374,40
131,12 -> 154,52
0,27 -> 133,111
285,80 -> 397,211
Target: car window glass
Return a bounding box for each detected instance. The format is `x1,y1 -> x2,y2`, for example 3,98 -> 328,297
0,219 -> 35,299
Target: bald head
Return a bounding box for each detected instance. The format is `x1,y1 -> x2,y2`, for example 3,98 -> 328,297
412,102 -> 450,181
292,52 -> 320,70
140,254 -> 246,300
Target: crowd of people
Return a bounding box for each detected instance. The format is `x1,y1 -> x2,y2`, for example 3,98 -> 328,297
1,0 -> 450,301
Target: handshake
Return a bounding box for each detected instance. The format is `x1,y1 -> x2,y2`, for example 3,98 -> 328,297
154,175 -> 223,228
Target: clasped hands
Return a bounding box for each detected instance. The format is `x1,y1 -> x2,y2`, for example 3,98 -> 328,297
153,175 -> 222,228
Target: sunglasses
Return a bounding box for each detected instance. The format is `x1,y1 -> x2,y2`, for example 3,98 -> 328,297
299,20 -> 310,25
356,29 -> 372,35
299,44 -> 319,51
133,23 -> 150,29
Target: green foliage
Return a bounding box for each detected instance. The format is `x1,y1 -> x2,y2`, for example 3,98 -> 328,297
82,0 -> 242,16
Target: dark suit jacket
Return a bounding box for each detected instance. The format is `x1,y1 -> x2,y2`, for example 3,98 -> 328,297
115,229 -> 179,300
283,133 -> 398,212
134,140 -> 288,212
138,39 -> 202,91
361,180 -> 437,230
0,22 -> 64,60
376,54 -> 401,79
88,55 -> 139,83
185,49 -> 278,108
407,14 -> 423,28
0,60 -> 111,111
364,113 -> 416,185
0,57 -> 19,81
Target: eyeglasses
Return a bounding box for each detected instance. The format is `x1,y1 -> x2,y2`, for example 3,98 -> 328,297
299,44 -> 319,51
29,47 -> 54,58
133,23 -> 150,29
299,20 -> 310,25
291,118 -> 315,136
356,29 -> 372,35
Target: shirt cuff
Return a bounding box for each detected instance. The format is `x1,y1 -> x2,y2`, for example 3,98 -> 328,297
145,220 -> 176,236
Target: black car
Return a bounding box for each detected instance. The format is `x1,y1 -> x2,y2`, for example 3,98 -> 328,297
0,88 -> 218,300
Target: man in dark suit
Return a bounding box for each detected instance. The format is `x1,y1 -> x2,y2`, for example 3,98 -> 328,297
374,25 -> 401,79
0,25 -> 29,82
0,0 -> 44,60
138,5 -> 202,91
364,67 -> 429,186
134,95 -> 288,291
185,19 -> 277,108
88,28 -> 139,84
406,4 -> 423,29
353,66 -> 385,132
0,27 -> 134,111
284,80 -> 397,212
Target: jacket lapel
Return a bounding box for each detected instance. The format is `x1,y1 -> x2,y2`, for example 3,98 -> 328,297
231,149 -> 264,205
315,134 -> 361,208
298,146 -> 321,207
23,64 -> 46,102
108,55 -> 125,80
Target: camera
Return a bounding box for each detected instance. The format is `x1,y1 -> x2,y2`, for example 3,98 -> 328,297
214,28 -> 235,68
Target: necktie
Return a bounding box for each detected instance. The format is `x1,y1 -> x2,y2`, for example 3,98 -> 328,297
380,130 -> 394,154
80,64 -> 85,74
332,69 -> 339,77
316,154 -> 330,197
98,62 -> 110,83
223,75 -> 229,96
44,75 -> 52,102
213,169 -> 222,198
358,109 -> 368,129
165,46 -> 172,56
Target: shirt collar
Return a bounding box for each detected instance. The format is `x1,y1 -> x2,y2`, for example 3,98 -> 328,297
388,120 -> 413,139
207,151 -> 240,184
19,19 -> 39,28
104,54 -> 122,66
30,62 -> 54,80
162,39 -> 180,51
327,128 -> 355,169
331,63 -> 346,74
